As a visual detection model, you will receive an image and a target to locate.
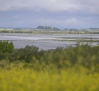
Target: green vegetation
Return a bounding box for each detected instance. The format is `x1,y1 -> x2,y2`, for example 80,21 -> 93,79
1,41 -> 99,90
14,28 -> 22,30
0,41 -> 99,71
0,41 -> 14,53
0,26 -> 99,34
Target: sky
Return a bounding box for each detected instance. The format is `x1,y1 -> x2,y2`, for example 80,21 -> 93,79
0,0 -> 99,29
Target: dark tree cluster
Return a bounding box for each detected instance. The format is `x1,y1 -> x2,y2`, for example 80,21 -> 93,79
37,26 -> 60,31
37,26 -> 52,30
0,41 -> 14,53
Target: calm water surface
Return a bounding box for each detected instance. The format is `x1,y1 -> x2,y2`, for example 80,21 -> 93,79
0,33 -> 99,50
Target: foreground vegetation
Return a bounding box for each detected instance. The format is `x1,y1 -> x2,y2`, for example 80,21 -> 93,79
1,66 -> 99,91
1,41 -> 99,90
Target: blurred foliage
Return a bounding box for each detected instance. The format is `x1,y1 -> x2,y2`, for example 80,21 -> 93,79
1,64 -> 99,91
0,41 -> 99,72
1,41 -> 99,90
0,41 -> 14,53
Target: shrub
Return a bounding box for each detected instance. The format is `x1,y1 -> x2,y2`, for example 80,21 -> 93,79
0,41 -> 14,53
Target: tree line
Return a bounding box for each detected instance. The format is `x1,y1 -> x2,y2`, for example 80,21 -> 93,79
0,41 -> 99,72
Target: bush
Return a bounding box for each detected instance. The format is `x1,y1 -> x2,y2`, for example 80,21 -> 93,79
0,41 -> 14,53
13,45 -> 40,63
1,41 -> 99,72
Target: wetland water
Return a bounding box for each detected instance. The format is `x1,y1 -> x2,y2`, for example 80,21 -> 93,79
0,33 -> 99,50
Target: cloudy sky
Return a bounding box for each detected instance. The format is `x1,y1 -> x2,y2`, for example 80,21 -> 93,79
0,0 -> 99,29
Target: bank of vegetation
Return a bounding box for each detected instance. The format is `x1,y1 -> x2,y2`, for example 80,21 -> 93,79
0,26 -> 99,34
0,40 -> 99,90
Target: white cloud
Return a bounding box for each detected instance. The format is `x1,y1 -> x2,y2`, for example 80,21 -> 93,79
66,18 -> 77,23
0,0 -> 99,13
0,0 -> 77,11
38,19 -> 66,24
37,18 -> 78,24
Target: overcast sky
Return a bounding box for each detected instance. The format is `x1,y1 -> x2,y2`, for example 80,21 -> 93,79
0,0 -> 99,29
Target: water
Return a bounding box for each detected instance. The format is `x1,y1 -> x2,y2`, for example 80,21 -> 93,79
0,33 -> 99,50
